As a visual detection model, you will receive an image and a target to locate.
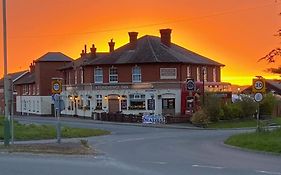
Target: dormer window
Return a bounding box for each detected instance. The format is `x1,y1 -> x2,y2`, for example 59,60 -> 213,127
109,67 -> 118,83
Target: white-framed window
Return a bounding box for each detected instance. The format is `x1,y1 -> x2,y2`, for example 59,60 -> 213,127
203,67 -> 207,82
187,66 -> 191,78
80,67 -> 84,84
132,66 -> 141,83
160,68 -> 177,79
68,71 -> 71,85
36,84 -> 39,95
213,67 -> 217,82
32,85 -> 35,95
95,95 -> 102,110
109,67 -> 118,83
94,67 -> 103,83
196,67 -> 200,82
74,70 -> 77,84
129,94 -> 146,110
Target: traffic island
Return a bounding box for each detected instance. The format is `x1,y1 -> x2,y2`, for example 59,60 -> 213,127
0,140 -> 96,155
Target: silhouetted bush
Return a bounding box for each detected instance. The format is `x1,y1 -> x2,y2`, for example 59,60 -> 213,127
191,109 -> 209,127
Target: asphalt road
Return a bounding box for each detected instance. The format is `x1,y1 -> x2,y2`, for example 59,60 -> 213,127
0,117 -> 280,175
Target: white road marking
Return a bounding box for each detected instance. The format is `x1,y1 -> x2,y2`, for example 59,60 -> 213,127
256,170 -> 281,175
192,164 -> 224,169
151,161 -> 168,165
117,138 -> 145,143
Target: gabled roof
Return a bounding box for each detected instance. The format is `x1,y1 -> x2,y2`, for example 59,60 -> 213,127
0,70 -> 29,87
35,52 -> 73,62
242,79 -> 281,95
59,52 -> 108,70
87,35 -> 224,66
13,72 -> 35,85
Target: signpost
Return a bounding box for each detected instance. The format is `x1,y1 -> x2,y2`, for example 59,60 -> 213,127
252,77 -> 266,131
52,78 -> 63,143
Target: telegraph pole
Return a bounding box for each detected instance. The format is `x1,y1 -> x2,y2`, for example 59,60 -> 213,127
2,0 -> 11,146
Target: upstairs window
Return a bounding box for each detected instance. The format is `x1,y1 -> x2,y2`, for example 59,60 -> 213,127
132,66 -> 141,83
68,71 -> 71,85
109,67 -> 118,83
80,67 -> 84,84
213,68 -> 217,82
187,66 -> 191,78
74,70 -> 78,84
94,67 -> 103,84
196,67 -> 200,82
203,67 -> 207,82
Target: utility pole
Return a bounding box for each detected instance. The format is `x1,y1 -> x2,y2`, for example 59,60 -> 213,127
2,0 -> 11,146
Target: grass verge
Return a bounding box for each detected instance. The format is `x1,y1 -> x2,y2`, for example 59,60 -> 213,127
225,128 -> 281,154
208,117 -> 281,129
0,117 -> 110,141
0,141 -> 96,155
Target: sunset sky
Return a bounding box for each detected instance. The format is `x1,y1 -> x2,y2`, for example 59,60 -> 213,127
0,0 -> 280,85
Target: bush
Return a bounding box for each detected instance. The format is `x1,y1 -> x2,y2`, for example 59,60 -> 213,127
221,103 -> 243,120
203,93 -> 223,122
236,95 -> 257,119
191,109 -> 209,127
260,93 -> 277,116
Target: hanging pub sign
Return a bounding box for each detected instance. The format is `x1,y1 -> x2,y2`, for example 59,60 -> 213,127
186,78 -> 195,91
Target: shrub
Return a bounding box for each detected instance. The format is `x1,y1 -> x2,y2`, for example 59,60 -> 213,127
191,109 -> 209,127
221,103 -> 243,120
236,95 -> 257,119
203,93 -> 223,122
259,93 -> 277,116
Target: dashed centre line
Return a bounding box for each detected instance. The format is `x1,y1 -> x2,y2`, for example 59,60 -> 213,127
192,164 -> 224,169
256,170 -> 281,175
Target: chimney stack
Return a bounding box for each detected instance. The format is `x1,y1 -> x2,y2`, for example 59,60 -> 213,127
80,44 -> 88,57
108,39 -> 115,53
84,44 -> 87,53
160,29 -> 172,47
29,62 -> 35,73
128,32 -> 138,49
90,44 -> 97,58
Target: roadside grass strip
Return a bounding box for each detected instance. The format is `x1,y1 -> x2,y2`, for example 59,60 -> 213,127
208,118 -> 281,129
0,116 -> 110,141
225,128 -> 281,154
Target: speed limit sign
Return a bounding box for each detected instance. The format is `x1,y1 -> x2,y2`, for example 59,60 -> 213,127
252,78 -> 265,93
51,79 -> 62,94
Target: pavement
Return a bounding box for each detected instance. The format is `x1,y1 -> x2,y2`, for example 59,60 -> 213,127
0,116 -> 280,175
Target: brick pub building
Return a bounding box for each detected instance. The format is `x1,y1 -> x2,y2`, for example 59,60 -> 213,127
60,29 -> 225,118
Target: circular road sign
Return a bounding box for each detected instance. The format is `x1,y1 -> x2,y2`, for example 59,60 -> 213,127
254,92 -> 263,102
186,79 -> 195,91
254,80 -> 264,90
51,79 -> 62,94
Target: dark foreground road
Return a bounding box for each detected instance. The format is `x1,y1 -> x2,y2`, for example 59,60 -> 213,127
0,117 -> 280,175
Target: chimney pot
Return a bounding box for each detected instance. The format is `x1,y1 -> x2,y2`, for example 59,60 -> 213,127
160,28 -> 172,47
84,45 -> 87,53
108,39 -> 115,53
90,44 -> 97,58
128,32 -> 138,49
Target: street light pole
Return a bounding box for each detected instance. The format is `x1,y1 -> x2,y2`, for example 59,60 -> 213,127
2,0 -> 10,146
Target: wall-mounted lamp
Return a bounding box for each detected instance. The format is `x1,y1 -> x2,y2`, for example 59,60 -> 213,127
104,96 -> 108,100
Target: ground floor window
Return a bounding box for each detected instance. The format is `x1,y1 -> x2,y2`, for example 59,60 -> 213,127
121,99 -> 127,110
129,94 -> 145,110
162,98 -> 175,109
95,95 -> 102,110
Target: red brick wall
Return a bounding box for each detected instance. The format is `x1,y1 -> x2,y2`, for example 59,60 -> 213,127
36,61 -> 70,96
67,63 -> 222,85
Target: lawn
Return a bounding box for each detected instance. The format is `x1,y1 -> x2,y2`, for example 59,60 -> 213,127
208,117 -> 281,129
0,116 -> 110,141
225,128 -> 281,154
